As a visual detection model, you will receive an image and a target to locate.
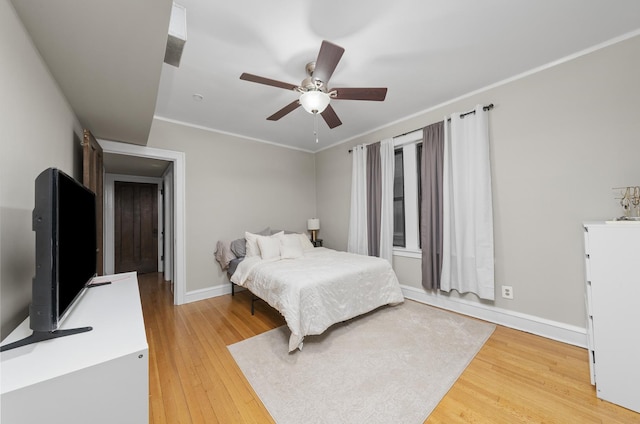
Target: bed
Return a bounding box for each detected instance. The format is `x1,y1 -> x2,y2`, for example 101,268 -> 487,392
215,230 -> 404,352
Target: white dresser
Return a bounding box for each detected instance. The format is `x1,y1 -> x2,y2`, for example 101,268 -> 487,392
1,272 -> 149,424
583,222 -> 640,413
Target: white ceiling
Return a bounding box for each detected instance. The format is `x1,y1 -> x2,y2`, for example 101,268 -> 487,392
11,0 -> 640,155
10,0 -> 172,146
155,0 -> 640,152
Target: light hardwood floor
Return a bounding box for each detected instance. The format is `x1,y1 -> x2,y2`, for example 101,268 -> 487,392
139,272 -> 640,423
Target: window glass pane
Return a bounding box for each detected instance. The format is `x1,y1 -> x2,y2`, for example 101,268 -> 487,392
393,149 -> 405,247
416,143 -> 422,248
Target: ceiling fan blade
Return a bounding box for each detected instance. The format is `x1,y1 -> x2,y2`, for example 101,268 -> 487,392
240,73 -> 298,91
320,104 -> 342,129
267,99 -> 301,121
332,87 -> 388,101
313,40 -> 345,84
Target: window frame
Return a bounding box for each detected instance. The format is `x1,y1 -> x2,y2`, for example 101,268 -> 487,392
393,130 -> 423,258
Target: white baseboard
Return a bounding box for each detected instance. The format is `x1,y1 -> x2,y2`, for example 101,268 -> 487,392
182,282 -> 587,348
184,284 -> 230,303
401,285 -> 587,348
184,283 -> 246,304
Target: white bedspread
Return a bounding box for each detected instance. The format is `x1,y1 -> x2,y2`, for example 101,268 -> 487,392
231,247 -> 404,351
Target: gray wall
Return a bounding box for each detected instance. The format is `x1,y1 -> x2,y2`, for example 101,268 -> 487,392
0,0 -> 317,335
1,0 -> 83,338
2,0 -> 638,340
316,34 -> 640,328
146,119 -> 317,292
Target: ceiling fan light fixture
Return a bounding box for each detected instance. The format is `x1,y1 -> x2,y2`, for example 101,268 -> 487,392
299,90 -> 330,114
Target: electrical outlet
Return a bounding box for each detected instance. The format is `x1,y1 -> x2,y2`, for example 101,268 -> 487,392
501,285 -> 514,299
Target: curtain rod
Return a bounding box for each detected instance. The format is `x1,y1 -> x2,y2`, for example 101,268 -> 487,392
348,103 -> 494,153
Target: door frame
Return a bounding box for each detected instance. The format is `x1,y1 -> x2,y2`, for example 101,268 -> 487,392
99,140 -> 186,305
106,176 -> 163,275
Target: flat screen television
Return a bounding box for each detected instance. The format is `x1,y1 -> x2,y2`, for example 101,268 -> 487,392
1,168 -> 97,351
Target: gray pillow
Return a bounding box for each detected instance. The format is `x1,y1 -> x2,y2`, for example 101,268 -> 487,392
271,229 -> 297,235
230,227 -> 271,257
257,227 -> 271,236
230,238 -> 246,258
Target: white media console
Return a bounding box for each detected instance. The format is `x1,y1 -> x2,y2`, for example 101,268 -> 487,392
1,272 -> 149,423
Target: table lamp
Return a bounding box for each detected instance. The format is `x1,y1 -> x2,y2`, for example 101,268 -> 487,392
307,218 -> 320,242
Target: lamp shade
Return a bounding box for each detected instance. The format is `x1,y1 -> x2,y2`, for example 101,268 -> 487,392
307,218 -> 320,231
299,91 -> 330,114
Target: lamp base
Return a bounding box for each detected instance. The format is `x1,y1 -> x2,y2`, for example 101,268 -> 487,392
310,230 -> 318,242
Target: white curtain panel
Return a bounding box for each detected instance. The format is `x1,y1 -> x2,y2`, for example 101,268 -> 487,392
441,105 -> 495,300
379,139 -> 395,264
347,144 -> 369,255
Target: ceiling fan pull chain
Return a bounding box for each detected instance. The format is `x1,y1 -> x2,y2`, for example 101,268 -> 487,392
314,112 -> 319,143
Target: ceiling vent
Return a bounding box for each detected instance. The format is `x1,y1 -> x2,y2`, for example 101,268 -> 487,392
164,3 -> 187,67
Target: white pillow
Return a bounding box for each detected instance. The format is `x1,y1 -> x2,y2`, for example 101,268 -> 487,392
279,233 -> 304,259
298,233 -> 315,251
244,232 -> 261,257
257,235 -> 281,260
242,227 -> 272,258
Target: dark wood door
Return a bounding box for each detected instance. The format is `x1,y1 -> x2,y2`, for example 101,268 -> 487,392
82,129 -> 104,275
114,182 -> 158,274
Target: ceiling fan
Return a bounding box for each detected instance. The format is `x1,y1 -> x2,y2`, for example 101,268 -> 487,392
240,40 -> 387,129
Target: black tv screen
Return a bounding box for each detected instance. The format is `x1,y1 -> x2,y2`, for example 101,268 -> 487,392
31,168 -> 97,332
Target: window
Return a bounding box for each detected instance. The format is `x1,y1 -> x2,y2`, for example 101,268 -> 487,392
393,130 -> 422,254
393,149 -> 405,247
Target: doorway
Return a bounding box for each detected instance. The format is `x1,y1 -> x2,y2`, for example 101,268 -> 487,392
99,140 -> 185,305
114,181 -> 159,274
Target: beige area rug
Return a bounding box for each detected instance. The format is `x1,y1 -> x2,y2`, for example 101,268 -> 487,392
228,300 -> 495,424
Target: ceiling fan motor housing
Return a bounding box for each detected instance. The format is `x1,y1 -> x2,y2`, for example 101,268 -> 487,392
305,61 -> 316,77
301,62 -> 327,93
300,76 -> 327,93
